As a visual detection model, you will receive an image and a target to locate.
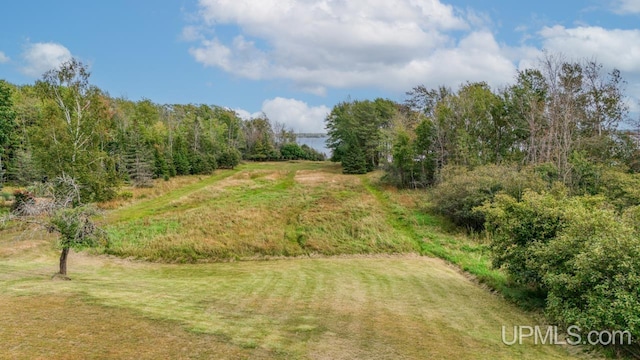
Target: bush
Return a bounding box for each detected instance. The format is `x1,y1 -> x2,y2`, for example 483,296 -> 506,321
300,144 -> 326,161
483,191 -> 640,350
597,169 -> 640,212
536,201 -> 640,346
429,164 -> 548,231
280,143 -> 306,160
218,148 -> 241,169
11,189 -> 35,214
481,190 -> 567,287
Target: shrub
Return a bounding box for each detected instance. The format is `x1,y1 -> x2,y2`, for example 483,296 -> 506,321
429,164 -> 548,231
597,169 -> 640,212
218,148 -> 241,169
536,202 -> 640,346
11,189 -> 35,214
280,143 -> 306,160
483,191 -> 640,350
481,190 -> 567,287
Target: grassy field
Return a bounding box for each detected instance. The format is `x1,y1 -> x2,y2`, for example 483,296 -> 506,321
0,162 -> 599,359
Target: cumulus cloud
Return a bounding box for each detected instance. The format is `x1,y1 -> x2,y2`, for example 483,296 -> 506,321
0,51 -> 9,64
185,0 -> 525,93
21,42 -> 72,78
235,97 -> 330,133
234,108 -> 262,120
611,0 -> 640,14
185,0 -> 640,114
261,97 -> 330,133
538,26 -> 640,72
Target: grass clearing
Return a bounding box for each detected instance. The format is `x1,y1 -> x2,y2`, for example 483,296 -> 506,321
0,162 -> 600,359
101,162 -> 418,262
372,181 -> 548,308
0,250 -> 590,359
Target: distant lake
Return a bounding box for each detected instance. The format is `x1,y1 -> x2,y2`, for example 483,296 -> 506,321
297,135 -> 330,158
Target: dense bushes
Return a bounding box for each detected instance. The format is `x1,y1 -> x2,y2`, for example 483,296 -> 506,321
428,164 -> 547,231
483,192 -> 640,348
217,148 -> 241,169
279,143 -> 326,161
481,190 -> 566,287
430,163 -> 640,352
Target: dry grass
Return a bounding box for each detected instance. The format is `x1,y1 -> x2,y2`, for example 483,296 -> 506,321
0,295 -> 267,360
101,162 -> 418,262
0,161 -> 602,359
0,248 -> 593,359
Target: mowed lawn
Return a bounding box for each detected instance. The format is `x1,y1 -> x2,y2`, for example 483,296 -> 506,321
0,162 -> 596,359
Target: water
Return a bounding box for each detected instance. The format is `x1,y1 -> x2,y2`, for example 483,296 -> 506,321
297,136 -> 330,158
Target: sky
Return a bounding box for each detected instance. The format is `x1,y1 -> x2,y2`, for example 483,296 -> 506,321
1,0 -> 639,133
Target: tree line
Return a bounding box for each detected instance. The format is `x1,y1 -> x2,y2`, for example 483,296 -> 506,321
0,59 -> 325,201
326,53 -> 637,187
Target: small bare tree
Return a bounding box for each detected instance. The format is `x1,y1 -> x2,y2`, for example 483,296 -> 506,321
9,174 -> 106,279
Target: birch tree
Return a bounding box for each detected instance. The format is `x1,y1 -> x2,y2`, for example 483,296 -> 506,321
34,58 -> 118,201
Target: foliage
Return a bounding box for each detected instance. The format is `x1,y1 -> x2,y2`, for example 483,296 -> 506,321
48,205 -> 105,250
401,56 -> 631,184
10,189 -> 35,214
481,187 -> 640,352
0,80 -> 17,188
340,143 -> 368,174
242,115 -> 278,160
429,165 -> 548,231
536,200 -> 640,347
481,190 -> 567,287
217,147 -> 241,169
597,168 -> 640,211
32,59 -> 119,202
280,143 -> 307,160
326,98 -> 396,173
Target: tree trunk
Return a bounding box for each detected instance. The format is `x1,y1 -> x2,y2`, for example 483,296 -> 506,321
59,247 -> 69,275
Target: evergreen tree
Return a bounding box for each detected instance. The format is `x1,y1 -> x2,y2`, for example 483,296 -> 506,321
124,133 -> 154,188
0,80 -> 17,188
341,143 -> 367,174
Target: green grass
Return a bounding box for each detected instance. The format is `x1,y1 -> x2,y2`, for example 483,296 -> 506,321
100,162 -> 418,262
365,177 -> 547,309
0,162 -> 598,359
0,251 -> 589,359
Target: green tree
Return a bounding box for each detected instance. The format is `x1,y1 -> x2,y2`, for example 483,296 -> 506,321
243,115 -> 276,160
172,135 -> 191,175
218,147 -> 241,169
326,99 -> 395,173
0,80 -> 17,188
341,142 -> 367,174
280,142 -> 306,160
33,58 -> 118,201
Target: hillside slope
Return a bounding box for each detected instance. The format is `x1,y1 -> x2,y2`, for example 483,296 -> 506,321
0,162 -> 597,359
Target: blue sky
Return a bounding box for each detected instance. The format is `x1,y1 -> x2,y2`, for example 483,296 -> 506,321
1,0 -> 639,132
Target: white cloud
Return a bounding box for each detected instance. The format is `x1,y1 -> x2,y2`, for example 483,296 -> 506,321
531,25 -> 640,118
538,26 -> 640,72
611,0 -> 640,14
181,25 -> 204,42
21,42 -> 72,78
235,97 -> 330,133
261,97 -> 330,133
186,0 -> 528,93
0,51 -> 9,64
233,108 -> 262,120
